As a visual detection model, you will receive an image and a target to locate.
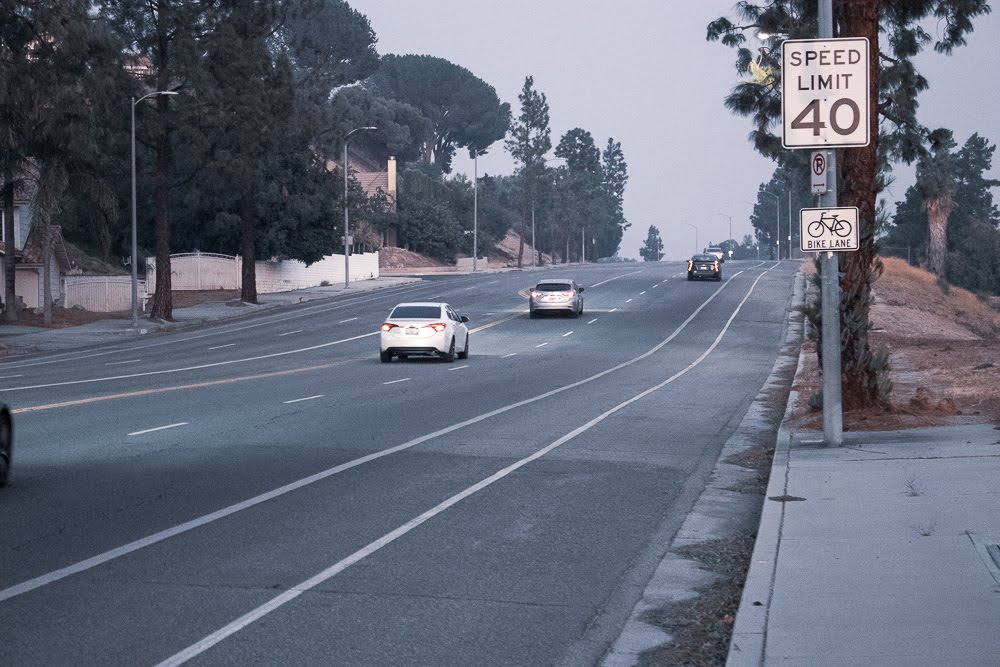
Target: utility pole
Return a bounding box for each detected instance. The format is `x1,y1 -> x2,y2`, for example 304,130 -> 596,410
818,0 -> 844,446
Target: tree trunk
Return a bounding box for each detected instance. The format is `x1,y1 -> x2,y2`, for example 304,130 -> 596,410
150,92 -> 173,321
516,229 -> 524,269
925,197 -> 953,277
240,186 -> 258,304
2,177 -> 17,322
836,0 -> 888,411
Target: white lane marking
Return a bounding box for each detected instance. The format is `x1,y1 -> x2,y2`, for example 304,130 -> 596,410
156,267 -> 777,667
625,299 -> 633,304
338,317 -> 358,324
535,342 -> 548,348
639,291 -> 646,295
208,344 -> 236,350
502,353 -> 517,358
383,378 -> 411,385
128,422 -> 188,436
0,374 -> 24,379
447,365 -> 469,372
587,319 -> 598,325
283,395 -> 323,404
278,330 -> 303,337
588,270 -> 643,288
652,284 -> 660,288
0,266 -> 778,606
4,332 -> 378,392
609,308 -> 617,313
562,331 -> 574,337
106,359 -> 141,366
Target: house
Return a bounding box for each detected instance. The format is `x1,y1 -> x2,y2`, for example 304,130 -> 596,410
16,223 -> 72,309
0,178 -> 35,312
327,155 -> 399,249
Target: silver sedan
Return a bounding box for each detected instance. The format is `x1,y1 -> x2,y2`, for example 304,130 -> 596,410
529,279 -> 585,318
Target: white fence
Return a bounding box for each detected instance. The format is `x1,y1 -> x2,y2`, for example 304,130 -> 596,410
63,275 -> 144,313
146,251 -> 379,294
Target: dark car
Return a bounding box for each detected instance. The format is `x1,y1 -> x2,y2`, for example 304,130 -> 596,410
1,404 -> 11,487
687,253 -> 722,281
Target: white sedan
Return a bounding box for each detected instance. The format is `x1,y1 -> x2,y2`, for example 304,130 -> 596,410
379,302 -> 470,363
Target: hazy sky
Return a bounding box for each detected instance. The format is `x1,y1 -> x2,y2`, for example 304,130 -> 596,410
348,1 -> 1000,260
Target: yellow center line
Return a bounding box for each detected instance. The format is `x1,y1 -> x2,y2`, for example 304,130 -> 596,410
11,363 -> 340,414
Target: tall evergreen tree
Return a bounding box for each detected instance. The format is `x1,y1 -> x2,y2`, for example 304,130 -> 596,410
368,55 -> 510,174
2,1 -> 119,323
100,0 -> 224,321
640,226 -> 664,262
916,128 -> 959,278
708,0 -> 991,410
505,76 -> 551,267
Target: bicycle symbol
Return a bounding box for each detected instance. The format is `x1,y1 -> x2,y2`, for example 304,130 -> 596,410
806,212 -> 852,239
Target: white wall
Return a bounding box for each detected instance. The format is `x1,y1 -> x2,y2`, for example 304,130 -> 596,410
146,252 -> 380,294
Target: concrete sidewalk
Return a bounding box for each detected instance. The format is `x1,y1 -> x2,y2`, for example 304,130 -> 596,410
728,418 -> 1000,666
0,276 -> 421,357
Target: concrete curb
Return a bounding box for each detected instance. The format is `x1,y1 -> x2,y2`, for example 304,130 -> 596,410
602,268 -> 807,666
726,272 -> 809,667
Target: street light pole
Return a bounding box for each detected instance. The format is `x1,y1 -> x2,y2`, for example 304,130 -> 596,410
131,90 -> 177,329
763,191 -> 780,260
343,126 -> 377,288
473,152 -> 478,273
682,222 -> 698,252
717,212 -> 732,257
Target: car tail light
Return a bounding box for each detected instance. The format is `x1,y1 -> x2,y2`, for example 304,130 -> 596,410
530,291 -> 542,298
562,291 -> 576,297
425,322 -> 447,333
712,261 -> 719,271
687,260 -> 693,271
381,322 -> 397,333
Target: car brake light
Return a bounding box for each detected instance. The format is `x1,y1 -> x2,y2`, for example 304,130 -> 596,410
381,322 -> 397,332
562,291 -> 576,297
530,291 -> 542,298
713,261 -> 718,270
425,322 -> 447,333
687,260 -> 693,270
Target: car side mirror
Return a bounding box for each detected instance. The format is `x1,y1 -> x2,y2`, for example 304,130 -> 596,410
460,315 -> 469,323
578,287 -> 585,293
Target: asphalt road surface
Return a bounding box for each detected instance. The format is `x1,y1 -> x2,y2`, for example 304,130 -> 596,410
0,259 -> 798,666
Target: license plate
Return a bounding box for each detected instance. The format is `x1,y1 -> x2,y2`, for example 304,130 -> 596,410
406,327 -> 419,335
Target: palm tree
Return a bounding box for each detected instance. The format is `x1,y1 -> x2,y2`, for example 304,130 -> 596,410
917,129 -> 958,278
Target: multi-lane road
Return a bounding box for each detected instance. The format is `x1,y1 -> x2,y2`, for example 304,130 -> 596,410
0,260 -> 798,665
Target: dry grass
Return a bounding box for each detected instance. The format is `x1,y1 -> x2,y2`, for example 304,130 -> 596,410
791,256 -> 1000,431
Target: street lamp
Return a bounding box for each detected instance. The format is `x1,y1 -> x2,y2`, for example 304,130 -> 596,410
763,191 -> 780,260
471,149 -> 480,273
131,90 -> 177,329
717,212 -> 732,257
774,177 -> 793,259
682,222 -> 699,253
343,126 -> 377,288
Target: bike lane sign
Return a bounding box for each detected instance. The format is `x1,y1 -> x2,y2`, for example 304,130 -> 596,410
800,207 -> 859,252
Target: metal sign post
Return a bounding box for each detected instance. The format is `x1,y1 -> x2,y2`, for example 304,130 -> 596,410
816,0 -> 843,446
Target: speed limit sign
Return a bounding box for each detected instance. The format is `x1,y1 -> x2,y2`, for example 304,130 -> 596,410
782,38 -> 870,149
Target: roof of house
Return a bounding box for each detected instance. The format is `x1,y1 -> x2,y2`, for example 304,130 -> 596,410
19,224 -> 72,271
355,171 -> 391,198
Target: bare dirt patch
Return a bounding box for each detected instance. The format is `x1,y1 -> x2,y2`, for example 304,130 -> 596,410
378,246 -> 447,270
790,257 -> 1000,431
639,534 -> 757,667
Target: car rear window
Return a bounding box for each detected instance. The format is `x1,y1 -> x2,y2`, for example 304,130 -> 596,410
389,305 -> 441,319
535,283 -> 571,292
